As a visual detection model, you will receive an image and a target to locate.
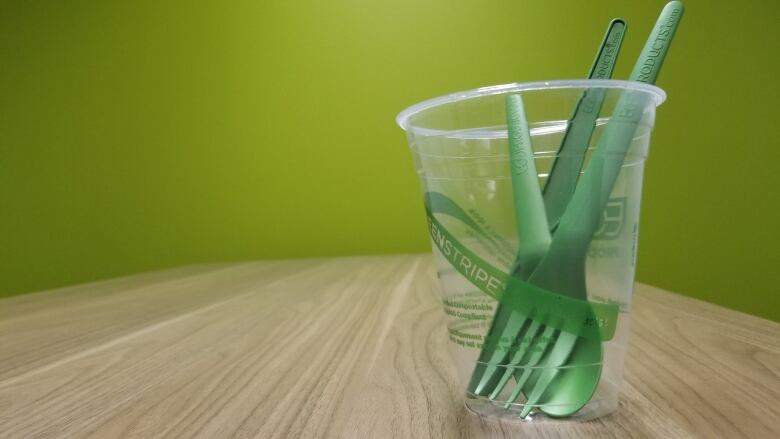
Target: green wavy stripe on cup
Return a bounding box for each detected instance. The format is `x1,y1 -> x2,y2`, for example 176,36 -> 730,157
425,191 -> 617,342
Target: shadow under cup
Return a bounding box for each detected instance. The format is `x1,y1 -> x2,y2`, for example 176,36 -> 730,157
397,80 -> 665,421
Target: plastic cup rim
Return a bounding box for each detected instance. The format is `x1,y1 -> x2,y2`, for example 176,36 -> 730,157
396,79 -> 667,135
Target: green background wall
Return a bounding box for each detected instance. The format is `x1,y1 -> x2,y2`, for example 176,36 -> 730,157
1,1 -> 778,322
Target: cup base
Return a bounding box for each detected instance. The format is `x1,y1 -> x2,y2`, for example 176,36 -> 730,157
464,394 -> 618,422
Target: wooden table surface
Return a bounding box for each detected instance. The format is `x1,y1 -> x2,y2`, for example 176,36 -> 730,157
1,255 -> 778,438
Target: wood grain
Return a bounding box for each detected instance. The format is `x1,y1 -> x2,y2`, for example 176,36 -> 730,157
0,255 -> 778,438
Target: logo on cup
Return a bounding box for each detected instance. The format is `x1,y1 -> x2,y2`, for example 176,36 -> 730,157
593,198 -> 625,240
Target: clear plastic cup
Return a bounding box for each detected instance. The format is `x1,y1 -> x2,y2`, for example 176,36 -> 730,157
396,80 -> 665,421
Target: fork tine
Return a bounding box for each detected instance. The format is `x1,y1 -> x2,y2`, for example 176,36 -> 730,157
498,325 -> 558,404
519,332 -> 579,417
472,312 -> 532,394
488,320 -> 542,400
505,368 -> 534,408
467,304 -> 519,395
